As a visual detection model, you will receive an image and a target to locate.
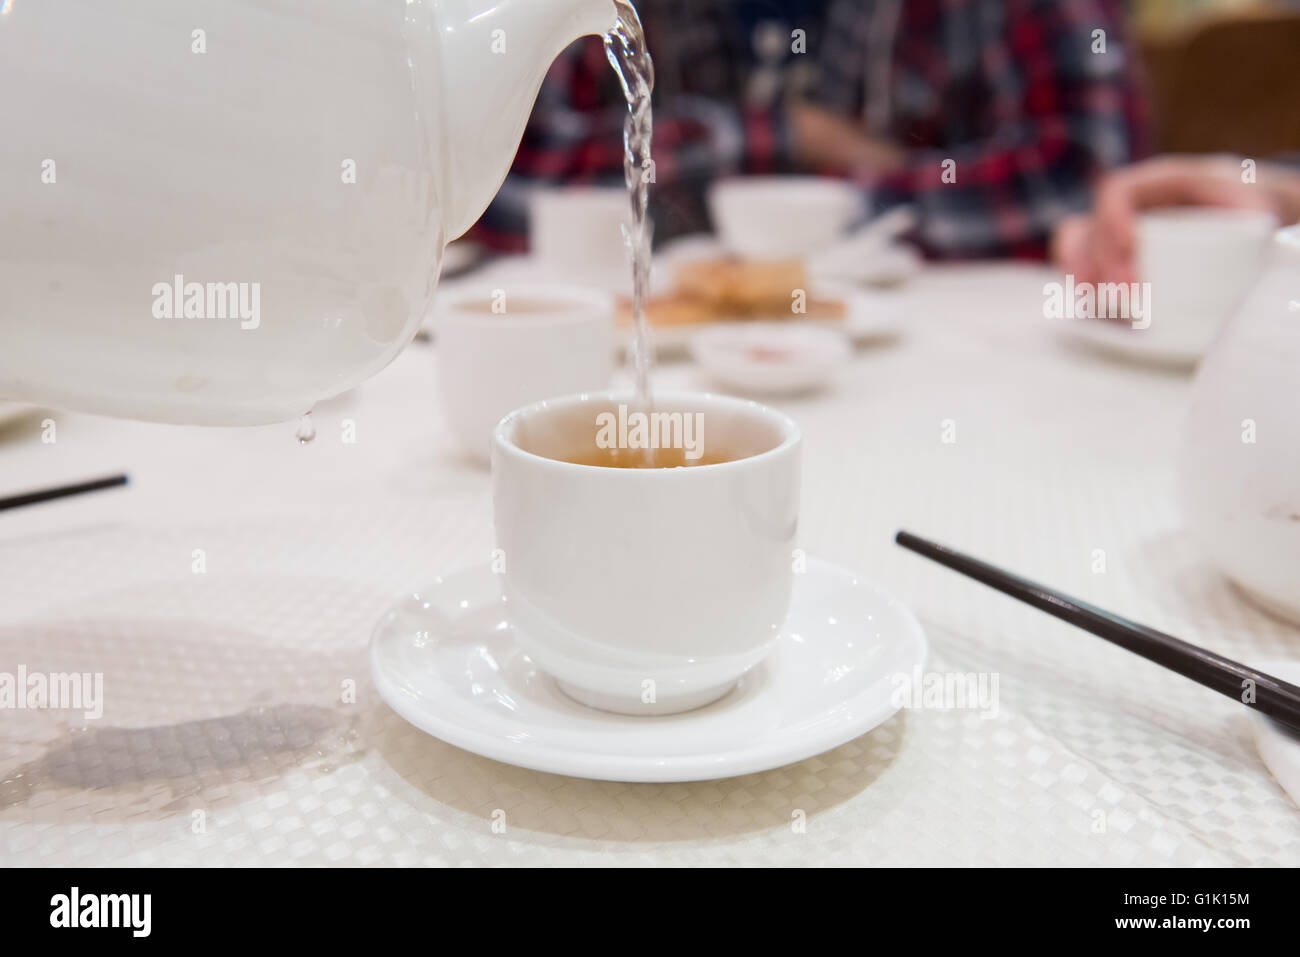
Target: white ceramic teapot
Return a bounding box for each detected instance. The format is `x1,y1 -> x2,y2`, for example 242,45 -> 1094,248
0,0 -> 619,424
1180,225 -> 1300,624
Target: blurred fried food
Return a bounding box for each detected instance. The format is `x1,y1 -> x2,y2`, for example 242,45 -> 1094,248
618,257 -> 845,327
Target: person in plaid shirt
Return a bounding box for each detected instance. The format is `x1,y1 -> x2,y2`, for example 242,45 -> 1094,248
473,0 -> 1149,260
796,0 -> 1150,259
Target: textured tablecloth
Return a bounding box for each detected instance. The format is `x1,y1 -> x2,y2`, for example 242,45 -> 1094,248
2,262 -> 1297,866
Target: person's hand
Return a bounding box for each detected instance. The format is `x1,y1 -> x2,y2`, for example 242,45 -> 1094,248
789,101 -> 904,175
1053,155 -> 1300,286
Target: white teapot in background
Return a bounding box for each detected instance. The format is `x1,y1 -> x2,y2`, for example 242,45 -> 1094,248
0,0 -> 618,424
1180,225 -> 1300,624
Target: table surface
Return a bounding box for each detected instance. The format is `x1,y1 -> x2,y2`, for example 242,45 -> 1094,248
2,261 -> 1298,867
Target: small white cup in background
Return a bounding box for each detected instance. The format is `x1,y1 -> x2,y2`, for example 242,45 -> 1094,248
492,390 -> 802,715
435,284 -> 614,465
708,176 -> 864,259
1137,207 -> 1276,350
529,187 -> 631,294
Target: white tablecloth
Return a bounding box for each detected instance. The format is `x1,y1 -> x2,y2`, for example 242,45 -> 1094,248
2,263 -> 1297,866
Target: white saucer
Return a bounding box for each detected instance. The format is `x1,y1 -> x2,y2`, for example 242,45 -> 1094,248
1059,318 -> 1205,369
809,242 -> 922,288
370,558 -> 928,782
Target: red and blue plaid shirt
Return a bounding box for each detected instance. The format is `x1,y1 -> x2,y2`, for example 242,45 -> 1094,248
817,0 -> 1150,259
472,0 -> 1149,260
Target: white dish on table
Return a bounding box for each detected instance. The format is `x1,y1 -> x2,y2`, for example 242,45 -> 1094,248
370,558 -> 928,782
627,235 -> 908,357
810,241 -> 922,288
620,284 -> 904,357
1058,317 -> 1205,369
690,322 -> 852,396
807,205 -> 921,287
427,239 -> 908,358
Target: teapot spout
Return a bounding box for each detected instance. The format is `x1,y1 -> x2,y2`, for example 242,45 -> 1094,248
434,0 -> 619,242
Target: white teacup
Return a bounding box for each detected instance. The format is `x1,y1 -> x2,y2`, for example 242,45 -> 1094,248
491,391 -> 802,715
1137,207 -> 1276,350
435,284 -> 614,464
708,176 -> 864,259
529,187 -> 632,294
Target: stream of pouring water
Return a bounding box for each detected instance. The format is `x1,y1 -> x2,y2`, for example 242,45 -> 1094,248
604,0 -> 656,415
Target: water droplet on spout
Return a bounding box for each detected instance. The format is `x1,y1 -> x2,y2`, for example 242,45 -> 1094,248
295,413 -> 316,445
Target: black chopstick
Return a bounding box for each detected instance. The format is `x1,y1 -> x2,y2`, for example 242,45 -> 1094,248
895,529 -> 1300,734
0,474 -> 129,512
